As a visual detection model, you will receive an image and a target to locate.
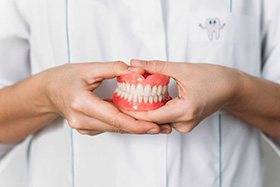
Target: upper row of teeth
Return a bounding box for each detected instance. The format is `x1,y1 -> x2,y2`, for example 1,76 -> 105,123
116,83 -> 167,96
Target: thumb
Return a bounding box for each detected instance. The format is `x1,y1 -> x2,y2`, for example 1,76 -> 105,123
90,61 -> 130,79
130,59 -> 182,79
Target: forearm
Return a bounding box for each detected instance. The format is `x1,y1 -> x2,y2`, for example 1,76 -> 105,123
225,71 -> 280,137
0,73 -> 58,144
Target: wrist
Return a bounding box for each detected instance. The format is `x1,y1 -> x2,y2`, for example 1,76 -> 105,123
27,70 -> 60,117
223,69 -> 248,112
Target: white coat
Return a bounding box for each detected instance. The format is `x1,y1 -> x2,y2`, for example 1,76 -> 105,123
0,0 -> 280,187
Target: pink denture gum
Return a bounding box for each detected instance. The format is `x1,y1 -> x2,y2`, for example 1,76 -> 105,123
112,72 -> 171,111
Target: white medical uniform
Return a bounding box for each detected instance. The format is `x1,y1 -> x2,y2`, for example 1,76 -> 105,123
0,0 -> 280,186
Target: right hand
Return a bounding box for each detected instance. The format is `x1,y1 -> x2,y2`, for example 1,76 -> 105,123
42,61 -> 163,135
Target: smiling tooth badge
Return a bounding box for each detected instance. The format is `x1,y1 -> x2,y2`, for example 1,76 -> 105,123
199,18 -> 226,40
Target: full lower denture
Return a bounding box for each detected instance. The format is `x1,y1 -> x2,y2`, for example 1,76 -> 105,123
112,72 -> 171,111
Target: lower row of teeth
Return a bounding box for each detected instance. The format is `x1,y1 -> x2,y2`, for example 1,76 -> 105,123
115,90 -> 168,104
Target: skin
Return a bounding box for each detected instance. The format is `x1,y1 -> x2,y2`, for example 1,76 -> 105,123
127,59 -> 280,137
1,60 -> 280,143
0,61 -> 171,144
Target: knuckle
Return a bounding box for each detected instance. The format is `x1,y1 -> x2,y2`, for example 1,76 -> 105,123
109,113 -> 122,129
114,61 -> 125,66
67,116 -> 82,129
119,129 -> 128,134
111,128 -> 125,134
152,60 -> 167,73
182,105 -> 201,122
174,124 -> 194,133
70,97 -> 83,112
113,61 -> 126,72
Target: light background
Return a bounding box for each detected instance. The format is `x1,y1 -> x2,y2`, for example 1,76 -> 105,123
262,138 -> 280,187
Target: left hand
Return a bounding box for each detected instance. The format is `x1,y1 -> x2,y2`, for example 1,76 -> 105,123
126,59 -> 244,133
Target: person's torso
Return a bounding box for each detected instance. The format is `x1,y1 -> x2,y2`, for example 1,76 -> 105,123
25,0 -> 263,186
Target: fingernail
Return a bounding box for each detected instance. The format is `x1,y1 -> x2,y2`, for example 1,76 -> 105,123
147,129 -> 159,134
128,67 -> 145,74
160,127 -> 172,134
160,129 -> 171,134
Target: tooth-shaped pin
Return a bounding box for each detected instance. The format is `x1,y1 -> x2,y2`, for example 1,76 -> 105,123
144,96 -> 148,103
154,96 -> 158,103
136,84 -> 143,95
152,86 -> 157,96
162,85 -> 167,94
149,96 -> 154,104
157,85 -> 162,96
138,95 -> 143,103
159,95 -> 163,102
126,83 -> 130,92
128,94 -> 133,102
131,84 -> 136,94
133,94 -> 138,102
144,85 -> 152,96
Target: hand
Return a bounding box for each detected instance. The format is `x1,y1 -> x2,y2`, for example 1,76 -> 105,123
42,61 -> 162,135
126,59 -> 243,133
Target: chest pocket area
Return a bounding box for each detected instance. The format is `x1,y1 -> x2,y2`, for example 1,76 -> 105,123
187,12 -> 261,75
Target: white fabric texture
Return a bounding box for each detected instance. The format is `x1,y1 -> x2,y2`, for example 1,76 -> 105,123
0,0 -> 279,187
260,0 -> 280,155
0,0 -> 30,157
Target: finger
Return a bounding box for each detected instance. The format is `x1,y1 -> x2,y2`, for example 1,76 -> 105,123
124,97 -> 183,124
88,61 -> 130,79
77,130 -> 103,136
130,59 -> 184,79
171,122 -> 196,133
127,66 -> 145,74
71,114 -> 128,134
104,98 -> 113,102
159,124 -> 172,134
75,92 -> 161,134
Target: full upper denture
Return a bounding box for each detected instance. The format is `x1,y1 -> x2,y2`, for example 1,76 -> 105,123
113,72 -> 171,111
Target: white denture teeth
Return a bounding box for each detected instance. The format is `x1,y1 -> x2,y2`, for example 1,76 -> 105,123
136,84 -> 143,94
124,93 -> 128,99
138,95 -> 143,103
133,94 -> 138,102
121,91 -> 125,98
162,85 -> 167,94
149,96 -> 154,104
144,96 -> 148,103
144,85 -> 152,96
117,90 -> 121,96
116,82 -> 168,103
159,95 -> 163,102
126,83 -> 130,92
154,96 -> 158,103
128,94 -> 133,102
119,83 -> 123,91
131,84 -> 136,94
152,86 -> 157,96
162,94 -> 166,100
157,85 -> 162,96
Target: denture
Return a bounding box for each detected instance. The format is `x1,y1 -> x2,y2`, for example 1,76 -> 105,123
113,72 -> 171,111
